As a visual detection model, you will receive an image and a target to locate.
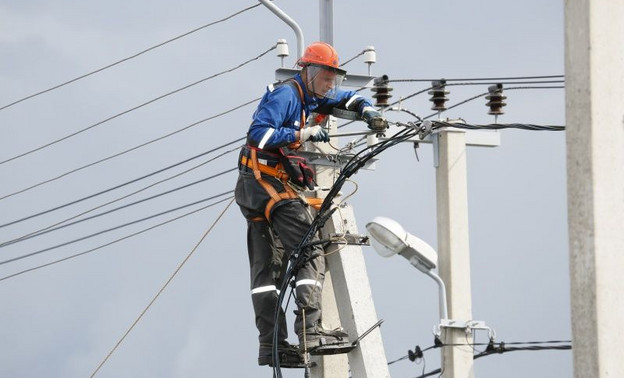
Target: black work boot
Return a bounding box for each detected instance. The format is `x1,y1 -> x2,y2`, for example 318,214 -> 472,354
258,342 -> 305,368
298,324 -> 351,354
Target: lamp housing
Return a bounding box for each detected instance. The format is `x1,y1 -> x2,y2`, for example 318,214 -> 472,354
366,216 -> 438,273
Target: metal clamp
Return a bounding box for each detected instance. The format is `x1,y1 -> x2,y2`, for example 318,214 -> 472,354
434,319 -> 494,339
329,233 -> 370,246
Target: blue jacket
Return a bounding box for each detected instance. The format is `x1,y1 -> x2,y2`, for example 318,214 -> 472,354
247,73 -> 373,150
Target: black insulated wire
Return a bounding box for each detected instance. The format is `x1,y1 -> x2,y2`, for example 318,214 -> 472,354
0,168 -> 237,247
0,138 -> 244,229
0,4 -> 261,111
0,45 -> 276,166
0,98 -> 258,201
0,190 -> 234,266
0,196 -> 234,282
271,125 -> 422,377
2,146 -> 239,246
388,74 -> 564,83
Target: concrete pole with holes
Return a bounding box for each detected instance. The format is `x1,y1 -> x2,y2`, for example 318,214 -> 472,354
303,1 -> 390,377
565,1 -> 624,377
309,117 -> 390,378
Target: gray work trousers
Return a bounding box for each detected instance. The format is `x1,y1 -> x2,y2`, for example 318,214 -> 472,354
235,167 -> 325,346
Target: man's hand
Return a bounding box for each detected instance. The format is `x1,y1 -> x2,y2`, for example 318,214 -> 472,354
362,108 -> 388,132
300,125 -> 330,143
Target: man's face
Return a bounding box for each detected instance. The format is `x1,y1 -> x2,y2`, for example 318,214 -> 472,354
306,65 -> 344,99
311,69 -> 337,97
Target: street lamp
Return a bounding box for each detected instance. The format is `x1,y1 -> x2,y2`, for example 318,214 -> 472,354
365,216 -> 448,320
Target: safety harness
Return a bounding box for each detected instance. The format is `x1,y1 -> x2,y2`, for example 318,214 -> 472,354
241,79 -> 323,223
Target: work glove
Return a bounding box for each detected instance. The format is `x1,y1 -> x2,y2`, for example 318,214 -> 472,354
300,125 -> 330,143
362,108 -> 388,132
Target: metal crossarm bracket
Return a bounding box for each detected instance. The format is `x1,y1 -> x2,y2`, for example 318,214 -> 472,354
435,319 -> 494,338
328,233 -> 370,246
296,150 -> 378,170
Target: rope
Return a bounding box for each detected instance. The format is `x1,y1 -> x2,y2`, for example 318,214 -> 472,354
90,197 -> 235,377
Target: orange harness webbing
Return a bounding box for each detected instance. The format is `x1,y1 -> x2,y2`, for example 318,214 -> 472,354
247,149 -> 298,222
242,149 -> 323,222
286,79 -> 306,151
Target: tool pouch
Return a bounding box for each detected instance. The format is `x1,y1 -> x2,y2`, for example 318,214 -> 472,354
278,149 -> 315,191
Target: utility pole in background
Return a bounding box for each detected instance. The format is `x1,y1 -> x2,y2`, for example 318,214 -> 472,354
435,129 -> 475,378
565,1 -> 624,377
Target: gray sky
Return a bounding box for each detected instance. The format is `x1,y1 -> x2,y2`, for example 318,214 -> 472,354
0,1 -> 569,377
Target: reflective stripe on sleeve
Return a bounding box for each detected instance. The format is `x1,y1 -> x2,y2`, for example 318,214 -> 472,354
257,128 -> 275,150
345,94 -> 363,109
295,279 -> 323,288
362,106 -> 376,113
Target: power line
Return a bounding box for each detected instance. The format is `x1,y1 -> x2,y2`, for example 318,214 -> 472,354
2,146 -> 239,247
0,4 -> 261,111
340,49 -> 366,67
0,190 -> 235,266
0,138 -> 244,229
90,198 -> 235,377
431,121 -> 565,131
0,98 -> 258,201
388,74 -> 565,83
418,85 -> 565,120
0,196 -> 234,283
272,125 -> 423,375
0,44 -> 275,166
1,165 -> 237,247
386,338 -> 572,378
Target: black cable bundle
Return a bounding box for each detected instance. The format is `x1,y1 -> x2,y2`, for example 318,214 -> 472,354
271,123 -> 424,377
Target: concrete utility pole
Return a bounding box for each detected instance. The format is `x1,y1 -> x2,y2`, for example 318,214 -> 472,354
309,1 -> 390,377
435,130 -> 475,378
311,117 -> 390,378
565,1 -> 624,377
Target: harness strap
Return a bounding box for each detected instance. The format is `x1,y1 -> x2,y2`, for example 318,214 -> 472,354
240,155 -> 288,181
286,79 -> 306,151
248,148 -> 299,222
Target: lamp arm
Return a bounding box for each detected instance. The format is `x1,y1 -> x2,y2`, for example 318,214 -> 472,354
424,270 -> 448,320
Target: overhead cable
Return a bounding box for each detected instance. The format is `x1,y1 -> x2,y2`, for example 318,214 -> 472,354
2,146 -> 239,246
1,165 -> 238,247
388,74 -> 564,83
386,338 -> 571,378
0,196 -> 234,283
422,85 -> 565,120
432,121 -> 565,131
272,125 -> 423,375
89,197 -> 235,377
0,98 -> 258,201
340,50 -> 366,67
0,190 -> 235,266
0,138 -> 244,229
0,4 -> 261,111
0,44 -> 275,166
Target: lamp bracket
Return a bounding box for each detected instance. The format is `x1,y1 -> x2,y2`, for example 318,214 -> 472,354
434,319 -> 494,338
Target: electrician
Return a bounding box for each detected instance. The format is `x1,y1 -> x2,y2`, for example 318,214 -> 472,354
235,41 -> 386,367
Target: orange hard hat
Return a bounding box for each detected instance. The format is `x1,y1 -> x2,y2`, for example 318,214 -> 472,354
297,42 -> 340,70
